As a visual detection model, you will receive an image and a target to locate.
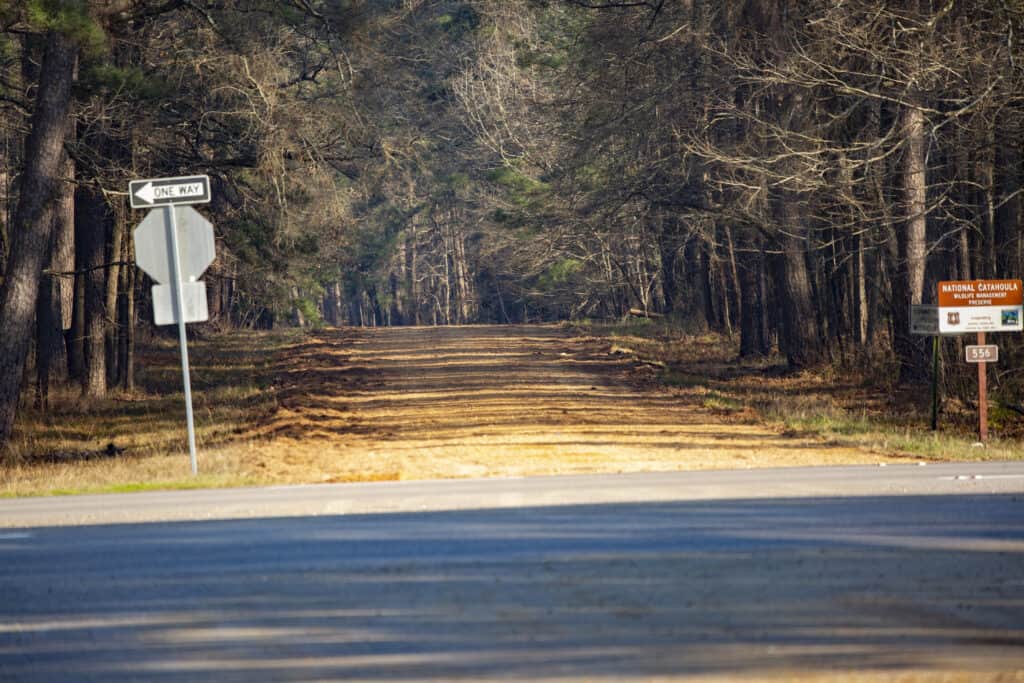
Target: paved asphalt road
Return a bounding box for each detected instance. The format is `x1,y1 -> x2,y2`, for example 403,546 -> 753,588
1,463 -> 1023,681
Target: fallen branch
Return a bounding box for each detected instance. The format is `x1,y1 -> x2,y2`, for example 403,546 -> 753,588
628,308 -> 665,319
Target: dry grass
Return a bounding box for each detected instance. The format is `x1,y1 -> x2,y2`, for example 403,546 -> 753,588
579,318 -> 1024,462
1,329 -> 299,496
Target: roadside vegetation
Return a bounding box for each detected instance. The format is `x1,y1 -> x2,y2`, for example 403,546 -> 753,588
579,318 -> 1024,463
0,329 -> 298,497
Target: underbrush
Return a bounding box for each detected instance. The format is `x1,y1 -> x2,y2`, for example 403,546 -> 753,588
1,328 -> 302,496
576,318 -> 1024,462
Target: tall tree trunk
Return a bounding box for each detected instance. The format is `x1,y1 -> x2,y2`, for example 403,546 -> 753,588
995,121 -> 1020,279
0,165 -> 8,276
104,201 -> 125,384
323,281 -> 342,326
827,230 -> 846,359
455,226 -> 473,323
854,232 -> 868,346
956,225 -> 972,281
738,231 -> 769,358
0,32 -> 77,446
656,215 -> 679,315
224,274 -> 233,323
978,129 -> 997,279
77,185 -> 109,398
36,278 -> 64,410
293,292 -> 307,327
695,240 -> 715,330
773,194 -> 825,368
68,265 -> 86,380
438,220 -> 451,325
901,102 -> 927,296
393,241 -> 407,326
680,238 -> 704,329
35,145 -> 76,408
409,222 -> 422,325
119,235 -> 135,391
715,247 -> 732,336
894,103 -> 929,382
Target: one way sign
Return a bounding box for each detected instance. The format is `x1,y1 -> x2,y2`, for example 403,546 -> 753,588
129,175 -> 211,209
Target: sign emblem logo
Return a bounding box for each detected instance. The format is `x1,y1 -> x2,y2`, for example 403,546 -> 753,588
947,312 -> 960,326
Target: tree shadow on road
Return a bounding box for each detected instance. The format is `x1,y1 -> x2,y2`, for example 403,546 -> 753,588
2,493 -> 1022,681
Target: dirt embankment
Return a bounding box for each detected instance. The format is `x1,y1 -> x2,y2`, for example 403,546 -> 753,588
247,324 -> 897,483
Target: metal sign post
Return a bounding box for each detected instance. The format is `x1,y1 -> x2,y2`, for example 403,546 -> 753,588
909,304 -> 942,431
977,332 -> 988,443
131,177 -> 214,475
165,206 -> 199,474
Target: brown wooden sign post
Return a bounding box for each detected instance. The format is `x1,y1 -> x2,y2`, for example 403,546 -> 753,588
977,331 -> 989,443
938,279 -> 1023,442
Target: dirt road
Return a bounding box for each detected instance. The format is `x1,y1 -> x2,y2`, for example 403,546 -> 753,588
247,324 -> 897,483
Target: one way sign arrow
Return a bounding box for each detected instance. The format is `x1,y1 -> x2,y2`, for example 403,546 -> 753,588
129,175 -> 211,209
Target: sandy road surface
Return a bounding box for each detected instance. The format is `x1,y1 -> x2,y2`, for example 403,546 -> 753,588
246,324 -> 901,483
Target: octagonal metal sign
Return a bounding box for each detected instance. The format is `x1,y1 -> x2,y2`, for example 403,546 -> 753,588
133,206 -> 215,285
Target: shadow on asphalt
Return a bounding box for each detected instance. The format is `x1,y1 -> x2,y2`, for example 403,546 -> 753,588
2,494 -> 1023,681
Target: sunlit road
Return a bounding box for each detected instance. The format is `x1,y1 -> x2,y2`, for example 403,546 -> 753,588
2,463 -> 1024,681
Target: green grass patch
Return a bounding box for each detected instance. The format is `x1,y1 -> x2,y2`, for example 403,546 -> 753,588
787,413 -> 1020,462
700,391 -> 744,414
23,475 -> 266,498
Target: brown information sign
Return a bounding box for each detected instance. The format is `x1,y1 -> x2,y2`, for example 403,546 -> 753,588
937,279 -> 1023,333
937,279 -> 1022,307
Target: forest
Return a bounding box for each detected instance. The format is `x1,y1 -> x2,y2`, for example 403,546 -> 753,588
1,0 -> 1023,448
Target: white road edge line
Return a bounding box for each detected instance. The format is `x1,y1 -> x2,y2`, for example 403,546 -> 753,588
939,474 -> 1024,481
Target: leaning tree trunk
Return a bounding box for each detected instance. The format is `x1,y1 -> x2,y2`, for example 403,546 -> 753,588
723,223 -> 741,333
0,32 -> 77,446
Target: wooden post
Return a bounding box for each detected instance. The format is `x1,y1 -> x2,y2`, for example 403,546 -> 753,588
978,331 -> 988,443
